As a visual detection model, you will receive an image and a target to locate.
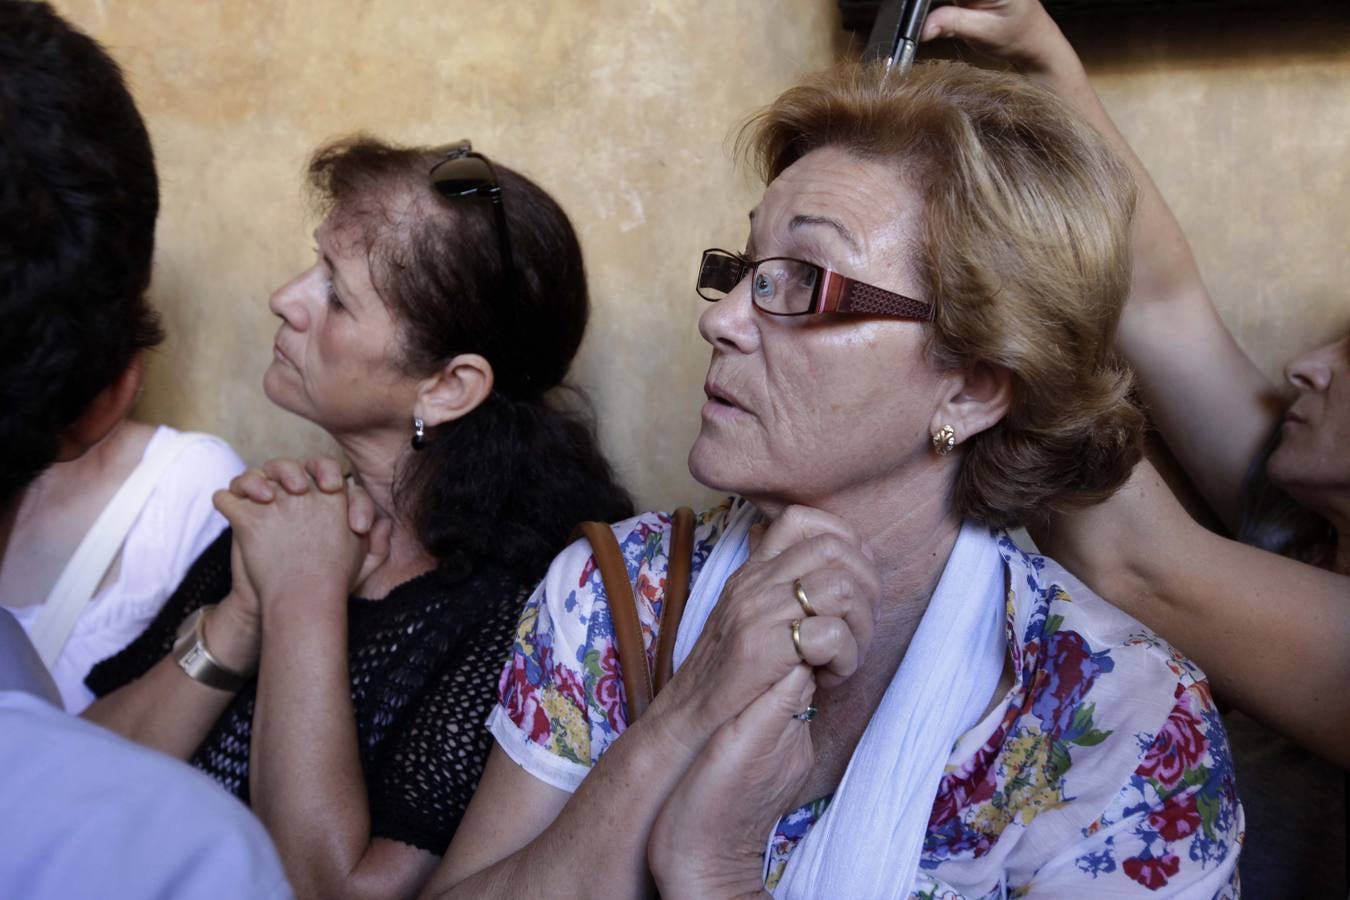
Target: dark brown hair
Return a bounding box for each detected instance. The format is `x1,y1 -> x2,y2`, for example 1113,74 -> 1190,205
307,137 -> 632,575
1,1 -> 164,501
743,60 -> 1144,526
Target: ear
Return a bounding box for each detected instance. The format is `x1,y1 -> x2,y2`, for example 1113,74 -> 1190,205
54,354 -> 146,462
414,353 -> 495,428
930,362 -> 1012,450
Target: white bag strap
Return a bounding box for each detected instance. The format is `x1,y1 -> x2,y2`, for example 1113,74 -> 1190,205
29,431 -> 199,667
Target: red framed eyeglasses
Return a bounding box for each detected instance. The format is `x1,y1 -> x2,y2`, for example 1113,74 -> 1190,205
696,248 -> 931,320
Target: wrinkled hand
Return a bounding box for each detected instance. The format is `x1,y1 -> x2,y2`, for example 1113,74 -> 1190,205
921,0 -> 1069,73
215,457 -> 390,617
661,506 -> 880,747
649,666 -> 817,899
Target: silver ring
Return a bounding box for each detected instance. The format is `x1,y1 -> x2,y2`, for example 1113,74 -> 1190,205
792,705 -> 817,722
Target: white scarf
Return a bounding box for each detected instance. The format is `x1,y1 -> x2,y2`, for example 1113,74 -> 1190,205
672,501 -> 1007,899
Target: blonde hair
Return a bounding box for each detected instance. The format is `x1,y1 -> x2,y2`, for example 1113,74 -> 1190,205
742,60 -> 1144,527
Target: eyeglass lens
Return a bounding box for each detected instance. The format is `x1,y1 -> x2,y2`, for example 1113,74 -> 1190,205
697,250 -> 820,315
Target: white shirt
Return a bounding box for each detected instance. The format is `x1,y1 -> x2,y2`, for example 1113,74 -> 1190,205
4,426 -> 244,711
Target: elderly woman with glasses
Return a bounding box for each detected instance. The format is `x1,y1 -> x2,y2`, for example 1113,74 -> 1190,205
78,138 -> 633,899
424,60 -> 1242,900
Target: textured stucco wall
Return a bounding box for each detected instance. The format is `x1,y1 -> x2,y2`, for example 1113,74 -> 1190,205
51,2 -> 1350,511
1067,9 -> 1350,389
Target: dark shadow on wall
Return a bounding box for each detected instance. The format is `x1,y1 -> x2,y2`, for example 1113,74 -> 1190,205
834,3 -> 1350,69
1059,4 -> 1350,72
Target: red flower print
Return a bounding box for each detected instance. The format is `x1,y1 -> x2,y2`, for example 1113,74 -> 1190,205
502,653 -> 554,745
1148,790 -> 1202,843
521,692 -> 552,745
637,572 -> 663,605
1137,688 -> 1210,788
1123,852 -> 1181,890
595,644 -> 628,733
554,661 -> 587,712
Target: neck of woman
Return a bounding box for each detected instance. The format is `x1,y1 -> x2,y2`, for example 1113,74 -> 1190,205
334,428 -> 438,598
757,459 -> 965,636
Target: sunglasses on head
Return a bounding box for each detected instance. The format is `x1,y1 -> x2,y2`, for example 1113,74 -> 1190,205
429,140 -> 515,278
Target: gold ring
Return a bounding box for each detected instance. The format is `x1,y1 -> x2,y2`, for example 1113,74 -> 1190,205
792,578 -> 818,617
790,618 -> 807,663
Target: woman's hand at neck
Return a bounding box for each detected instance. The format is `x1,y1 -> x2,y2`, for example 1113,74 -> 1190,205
747,450 -> 965,631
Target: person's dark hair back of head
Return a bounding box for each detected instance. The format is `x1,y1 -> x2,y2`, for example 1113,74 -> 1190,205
0,1 -> 164,503
308,136 -> 632,578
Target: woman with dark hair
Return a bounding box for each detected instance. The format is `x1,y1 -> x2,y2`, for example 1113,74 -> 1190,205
82,137 -> 632,899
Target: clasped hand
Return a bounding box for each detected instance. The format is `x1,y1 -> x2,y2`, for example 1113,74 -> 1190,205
213,456 -> 391,620
646,506 -> 882,895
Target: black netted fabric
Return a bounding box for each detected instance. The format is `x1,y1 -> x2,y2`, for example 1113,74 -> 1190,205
86,529 -> 526,855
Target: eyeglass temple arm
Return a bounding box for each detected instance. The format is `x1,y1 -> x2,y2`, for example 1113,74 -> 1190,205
818,271 -> 932,319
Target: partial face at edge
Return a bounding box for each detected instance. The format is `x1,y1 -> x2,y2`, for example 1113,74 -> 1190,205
1268,333 -> 1350,505
688,146 -> 956,508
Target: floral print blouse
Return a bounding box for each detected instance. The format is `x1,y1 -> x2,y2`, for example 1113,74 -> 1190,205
487,499 -> 1244,897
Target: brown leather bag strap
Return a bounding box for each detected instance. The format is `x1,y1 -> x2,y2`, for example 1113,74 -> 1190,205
654,507 -> 696,693
576,521 -> 654,722
576,508 -> 698,726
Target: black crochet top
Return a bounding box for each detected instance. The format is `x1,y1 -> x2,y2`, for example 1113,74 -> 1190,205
86,530 -> 526,855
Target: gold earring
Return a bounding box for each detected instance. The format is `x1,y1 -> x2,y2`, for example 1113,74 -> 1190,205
932,424 -> 957,456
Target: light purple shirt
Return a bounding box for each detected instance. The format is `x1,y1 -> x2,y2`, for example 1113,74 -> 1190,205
0,610 -> 292,899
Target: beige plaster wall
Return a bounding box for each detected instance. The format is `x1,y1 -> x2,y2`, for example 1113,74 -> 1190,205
52,2 -> 1350,512
1066,9 -> 1350,388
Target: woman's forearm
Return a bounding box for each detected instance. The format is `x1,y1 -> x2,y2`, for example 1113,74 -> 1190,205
1121,510 -> 1350,769
248,580 -> 376,898
1038,461 -> 1350,768
82,593 -> 257,758
426,691 -> 711,899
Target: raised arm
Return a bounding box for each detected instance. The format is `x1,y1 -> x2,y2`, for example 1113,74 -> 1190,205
926,0 -> 1284,528
424,695 -> 708,899
1033,458 -> 1350,769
